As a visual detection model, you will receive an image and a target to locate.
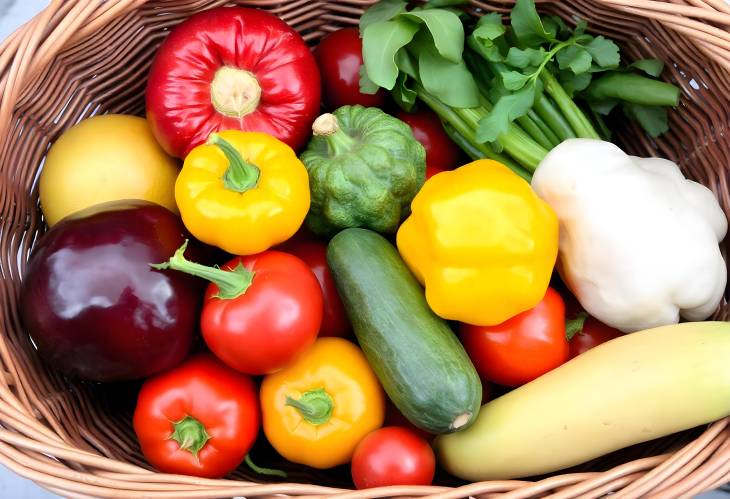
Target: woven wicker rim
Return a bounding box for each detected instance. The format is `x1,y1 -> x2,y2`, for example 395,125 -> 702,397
1,0 -> 730,497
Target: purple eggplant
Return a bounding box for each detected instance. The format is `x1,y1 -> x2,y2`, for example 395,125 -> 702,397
20,200 -> 202,382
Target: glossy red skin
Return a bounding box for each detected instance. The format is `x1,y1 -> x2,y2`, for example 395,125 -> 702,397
202,251 -> 323,374
277,239 -> 350,338
20,200 -> 201,382
134,354 -> 259,478
396,109 -> 461,176
351,427 -> 435,489
460,288 -> 569,387
568,316 -> 623,358
146,7 -> 321,158
314,28 -> 386,109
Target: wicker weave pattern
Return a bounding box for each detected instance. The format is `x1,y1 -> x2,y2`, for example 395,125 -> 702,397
0,1 -> 729,497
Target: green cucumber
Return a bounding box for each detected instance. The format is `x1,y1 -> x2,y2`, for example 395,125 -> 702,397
327,228 -> 482,434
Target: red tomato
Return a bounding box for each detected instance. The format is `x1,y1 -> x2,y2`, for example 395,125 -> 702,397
133,354 -> 259,478
426,164 -> 450,179
568,315 -> 623,358
351,427 -> 435,489
314,28 -> 386,109
277,239 -> 351,338
460,288 -> 569,387
396,109 -> 461,176
202,251 -> 323,374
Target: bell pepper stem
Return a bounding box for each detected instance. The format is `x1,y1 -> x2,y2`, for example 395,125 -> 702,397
311,113 -> 358,155
285,388 -> 334,426
168,415 -> 210,458
208,133 -> 260,193
244,454 -> 287,478
566,312 -> 588,341
151,240 -> 254,300
210,66 -> 261,118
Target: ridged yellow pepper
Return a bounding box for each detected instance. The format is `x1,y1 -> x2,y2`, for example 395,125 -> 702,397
175,130 -> 310,255
260,338 -> 385,469
397,159 -> 558,326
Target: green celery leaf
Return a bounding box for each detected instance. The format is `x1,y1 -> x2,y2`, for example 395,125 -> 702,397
472,13 -> 506,43
623,103 -> 669,137
560,71 -> 592,96
394,73 -> 418,111
557,45 -> 592,74
502,70 -> 531,90
424,0 -> 469,6
396,48 -> 418,78
584,36 -> 620,68
401,9 -> 465,62
362,19 -> 420,90
506,47 -> 546,68
476,84 -> 536,142
488,74 -> 510,102
574,20 -> 587,36
360,0 -> 408,34
511,0 -> 555,46
419,46 -> 480,107
359,66 -> 380,94
470,13 -> 506,62
590,99 -> 619,115
543,15 -> 570,40
630,58 -> 664,77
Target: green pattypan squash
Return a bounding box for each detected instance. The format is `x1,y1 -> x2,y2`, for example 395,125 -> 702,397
300,105 -> 426,236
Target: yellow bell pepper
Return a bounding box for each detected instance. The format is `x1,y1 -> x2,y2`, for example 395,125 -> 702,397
260,338 -> 385,469
397,159 -> 558,326
175,130 -> 310,255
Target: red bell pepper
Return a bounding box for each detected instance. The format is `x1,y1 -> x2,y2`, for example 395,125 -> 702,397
146,7 -> 320,158
153,241 -> 323,375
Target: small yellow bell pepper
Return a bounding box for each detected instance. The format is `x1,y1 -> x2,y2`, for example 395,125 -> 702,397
175,130 -> 310,255
260,337 -> 385,469
397,159 -> 558,326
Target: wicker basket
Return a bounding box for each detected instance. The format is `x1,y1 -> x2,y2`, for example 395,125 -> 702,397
1,0 -> 730,497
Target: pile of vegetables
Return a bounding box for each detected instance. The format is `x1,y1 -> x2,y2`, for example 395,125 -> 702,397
18,0 -> 730,490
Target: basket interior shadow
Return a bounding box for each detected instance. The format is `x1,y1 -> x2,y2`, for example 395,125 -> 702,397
0,0 -> 728,488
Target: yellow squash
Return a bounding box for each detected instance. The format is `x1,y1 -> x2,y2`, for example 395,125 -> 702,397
436,321 -> 730,481
40,114 -> 178,226
260,338 -> 385,469
397,159 -> 558,326
175,130 -> 310,255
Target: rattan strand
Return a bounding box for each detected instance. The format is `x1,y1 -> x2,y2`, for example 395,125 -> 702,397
0,0 -> 729,497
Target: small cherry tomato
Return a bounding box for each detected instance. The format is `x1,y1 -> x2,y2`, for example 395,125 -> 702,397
396,109 -> 460,177
133,354 -> 259,478
278,238 -> 351,338
351,427 -> 435,489
568,313 -> 623,358
314,28 -> 386,109
460,288 -> 569,387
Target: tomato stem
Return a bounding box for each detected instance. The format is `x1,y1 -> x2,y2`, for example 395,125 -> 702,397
208,133 -> 260,193
151,240 -> 254,300
285,388 -> 334,426
244,454 -> 288,478
168,415 -> 210,458
566,312 -> 588,341
311,113 -> 358,155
